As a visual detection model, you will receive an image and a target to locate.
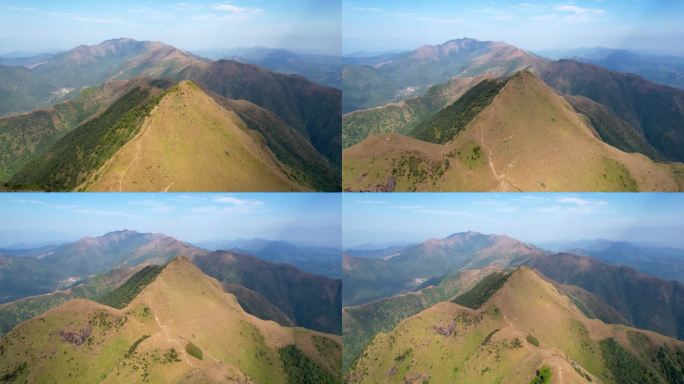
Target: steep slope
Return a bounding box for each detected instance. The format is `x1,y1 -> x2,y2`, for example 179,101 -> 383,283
193,251 -> 341,335
211,96 -> 340,191
82,81 -> 307,192
0,38 -> 341,170
0,257 -> 342,384
343,71 -> 684,192
343,232 -> 542,305
527,252 -> 684,341
7,80 -> 171,191
0,265 -> 143,336
537,59 -> 684,163
0,78 -> 152,182
342,38 -> 538,112
176,59 -> 342,166
342,269 -> 491,372
342,75 -> 490,147
349,267 -> 684,383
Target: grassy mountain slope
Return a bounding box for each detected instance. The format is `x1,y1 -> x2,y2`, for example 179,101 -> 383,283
409,78 -> 507,144
342,269 -> 490,372
537,59 -> 684,163
0,38 -> 341,172
175,59 -> 342,166
564,93 -> 662,160
193,251 -> 341,335
0,265 -> 142,336
7,81 -> 170,191
348,267 -> 684,383
211,95 -> 340,191
527,252 -> 684,341
342,38 -> 538,112
0,78 -> 156,182
342,75 -> 489,147
0,257 -> 342,384
343,71 -> 684,192
83,81 -> 306,192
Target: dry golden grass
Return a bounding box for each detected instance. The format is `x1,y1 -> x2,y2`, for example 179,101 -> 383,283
349,267 -> 684,383
343,71 -> 684,191
0,257 -> 341,383
83,81 -> 306,192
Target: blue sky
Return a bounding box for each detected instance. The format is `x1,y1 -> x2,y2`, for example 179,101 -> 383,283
342,193 -> 684,248
343,0 -> 684,55
0,0 -> 340,54
0,193 -> 341,247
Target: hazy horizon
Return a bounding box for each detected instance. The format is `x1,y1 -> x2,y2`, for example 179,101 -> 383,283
343,0 -> 684,56
342,193 -> 684,249
0,193 -> 341,248
0,0 -> 341,55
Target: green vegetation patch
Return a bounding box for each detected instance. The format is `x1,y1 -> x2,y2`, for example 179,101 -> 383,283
126,335 -> 150,357
410,79 -> 506,144
526,334 -> 540,347
600,338 -> 659,384
278,345 -> 338,384
0,361 -> 28,383
601,158 -> 637,192
98,265 -> 164,309
652,346 -> 684,384
529,365 -> 552,384
7,86 -> 163,191
185,342 -> 203,360
452,271 -> 511,309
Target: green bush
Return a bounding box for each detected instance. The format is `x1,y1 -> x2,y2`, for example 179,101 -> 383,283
410,79 -> 506,144
452,271 -> 511,309
98,265 -> 163,309
529,366 -> 552,384
185,342 -> 203,360
600,338 -> 659,384
526,334 -> 540,347
279,345 -> 338,384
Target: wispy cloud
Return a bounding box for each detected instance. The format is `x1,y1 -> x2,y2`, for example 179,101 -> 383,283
354,197 -> 479,218
3,4 -> 119,23
11,199 -> 141,219
347,5 -> 464,24
533,196 -> 608,214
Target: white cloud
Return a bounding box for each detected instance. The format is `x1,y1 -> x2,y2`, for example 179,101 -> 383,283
347,5 -> 464,24
552,4 -> 605,21
213,196 -> 263,206
11,199 -> 140,219
4,5 -> 119,23
557,197 -> 607,207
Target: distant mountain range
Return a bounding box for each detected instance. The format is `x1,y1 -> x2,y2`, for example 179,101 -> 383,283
201,238 -> 341,278
197,47 -> 341,89
539,47 -> 684,90
0,38 -> 341,191
0,256 -> 341,383
342,38 -> 684,192
343,231 -> 684,381
0,230 -> 341,337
